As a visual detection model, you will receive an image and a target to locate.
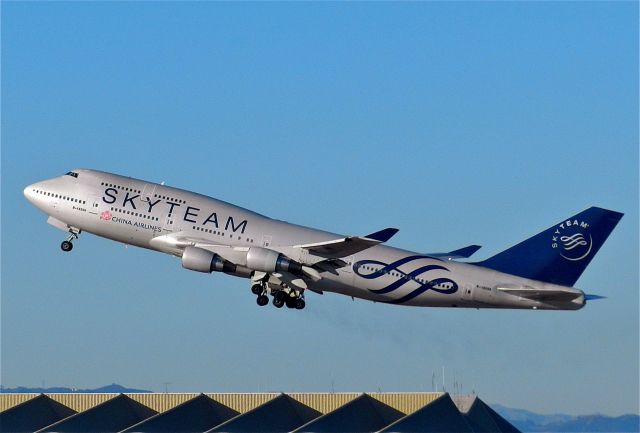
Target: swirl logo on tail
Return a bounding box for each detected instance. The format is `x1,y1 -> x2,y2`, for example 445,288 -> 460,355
561,233 -> 588,250
551,219 -> 593,261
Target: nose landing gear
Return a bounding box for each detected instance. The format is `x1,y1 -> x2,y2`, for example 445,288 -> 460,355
60,228 -> 81,252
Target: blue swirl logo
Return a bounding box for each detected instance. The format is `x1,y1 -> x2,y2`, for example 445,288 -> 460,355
353,255 -> 458,304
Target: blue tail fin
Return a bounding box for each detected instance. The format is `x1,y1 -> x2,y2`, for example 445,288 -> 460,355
476,207 -> 623,286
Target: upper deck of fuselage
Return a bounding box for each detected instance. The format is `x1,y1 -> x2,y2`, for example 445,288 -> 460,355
71,169 -> 347,245
73,168 -> 265,216
31,169 -> 456,261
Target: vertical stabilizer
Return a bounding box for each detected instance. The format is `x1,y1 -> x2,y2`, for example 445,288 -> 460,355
476,207 -> 623,286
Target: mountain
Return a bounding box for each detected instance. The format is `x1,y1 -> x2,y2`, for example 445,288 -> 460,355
492,404 -> 640,432
541,415 -> 640,432
0,383 -> 150,394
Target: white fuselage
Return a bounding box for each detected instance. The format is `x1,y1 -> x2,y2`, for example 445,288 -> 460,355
24,169 -> 586,310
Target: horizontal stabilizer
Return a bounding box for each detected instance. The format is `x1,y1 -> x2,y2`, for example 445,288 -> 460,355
497,286 -> 583,302
296,227 -> 398,258
429,245 -> 482,260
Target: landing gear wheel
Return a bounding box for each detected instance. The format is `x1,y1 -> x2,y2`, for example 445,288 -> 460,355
251,284 -> 263,295
295,299 -> 306,310
273,297 -> 285,308
285,298 -> 296,309
256,295 -> 269,306
61,228 -> 80,252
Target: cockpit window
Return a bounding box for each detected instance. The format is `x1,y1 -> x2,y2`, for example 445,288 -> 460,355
65,171 -> 79,178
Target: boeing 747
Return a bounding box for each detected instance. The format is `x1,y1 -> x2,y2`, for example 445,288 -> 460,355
24,169 -> 623,311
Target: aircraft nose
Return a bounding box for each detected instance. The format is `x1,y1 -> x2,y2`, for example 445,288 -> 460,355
24,184 -> 36,203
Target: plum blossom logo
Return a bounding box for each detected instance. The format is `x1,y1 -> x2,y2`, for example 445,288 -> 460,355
100,210 -> 113,221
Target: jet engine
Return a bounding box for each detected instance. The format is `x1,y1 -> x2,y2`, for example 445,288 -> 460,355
181,246 -> 236,273
246,247 -> 303,274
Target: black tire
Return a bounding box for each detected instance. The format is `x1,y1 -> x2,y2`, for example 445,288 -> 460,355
251,284 -> 262,295
61,241 -> 73,252
285,299 -> 296,309
274,291 -> 286,301
295,299 -> 306,310
273,297 -> 284,308
256,295 -> 269,306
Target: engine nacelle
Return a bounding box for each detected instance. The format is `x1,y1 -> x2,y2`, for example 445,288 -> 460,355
181,246 -> 236,273
246,247 -> 303,275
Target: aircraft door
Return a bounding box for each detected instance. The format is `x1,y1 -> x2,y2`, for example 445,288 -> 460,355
342,255 -> 354,273
141,183 -> 157,204
461,284 -> 474,301
88,195 -> 102,215
162,211 -> 176,234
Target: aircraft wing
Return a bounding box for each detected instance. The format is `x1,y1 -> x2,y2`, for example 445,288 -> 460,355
152,229 -> 397,280
427,245 -> 482,260
497,286 -> 583,301
295,228 -> 399,258
149,233 -> 228,250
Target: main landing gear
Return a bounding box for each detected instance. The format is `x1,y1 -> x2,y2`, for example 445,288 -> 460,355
252,283 -> 270,306
251,282 -> 306,310
60,228 -> 81,252
273,290 -> 305,309
256,294 -> 269,306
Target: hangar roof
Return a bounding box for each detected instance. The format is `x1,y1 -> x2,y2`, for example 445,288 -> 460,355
0,392 -> 520,433
204,393 -> 321,433
33,394 -> 157,433
467,398 -> 521,433
120,394 -> 238,433
0,394 -> 76,433
292,393 -> 404,433
379,394 -> 473,433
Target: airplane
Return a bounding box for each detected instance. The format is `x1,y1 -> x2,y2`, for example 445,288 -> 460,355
24,169 -> 623,311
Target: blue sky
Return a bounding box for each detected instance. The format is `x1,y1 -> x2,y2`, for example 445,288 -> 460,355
1,2 -> 638,416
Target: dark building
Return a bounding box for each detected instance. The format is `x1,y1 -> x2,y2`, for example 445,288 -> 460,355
379,394 -> 474,433
0,392 -> 521,433
34,394 -> 156,433
205,393 -> 321,433
293,393 -> 404,433
0,394 -> 76,433
121,394 -> 238,433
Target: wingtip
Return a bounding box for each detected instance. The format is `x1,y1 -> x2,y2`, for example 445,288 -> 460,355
366,227 -> 399,243
450,244 -> 482,258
